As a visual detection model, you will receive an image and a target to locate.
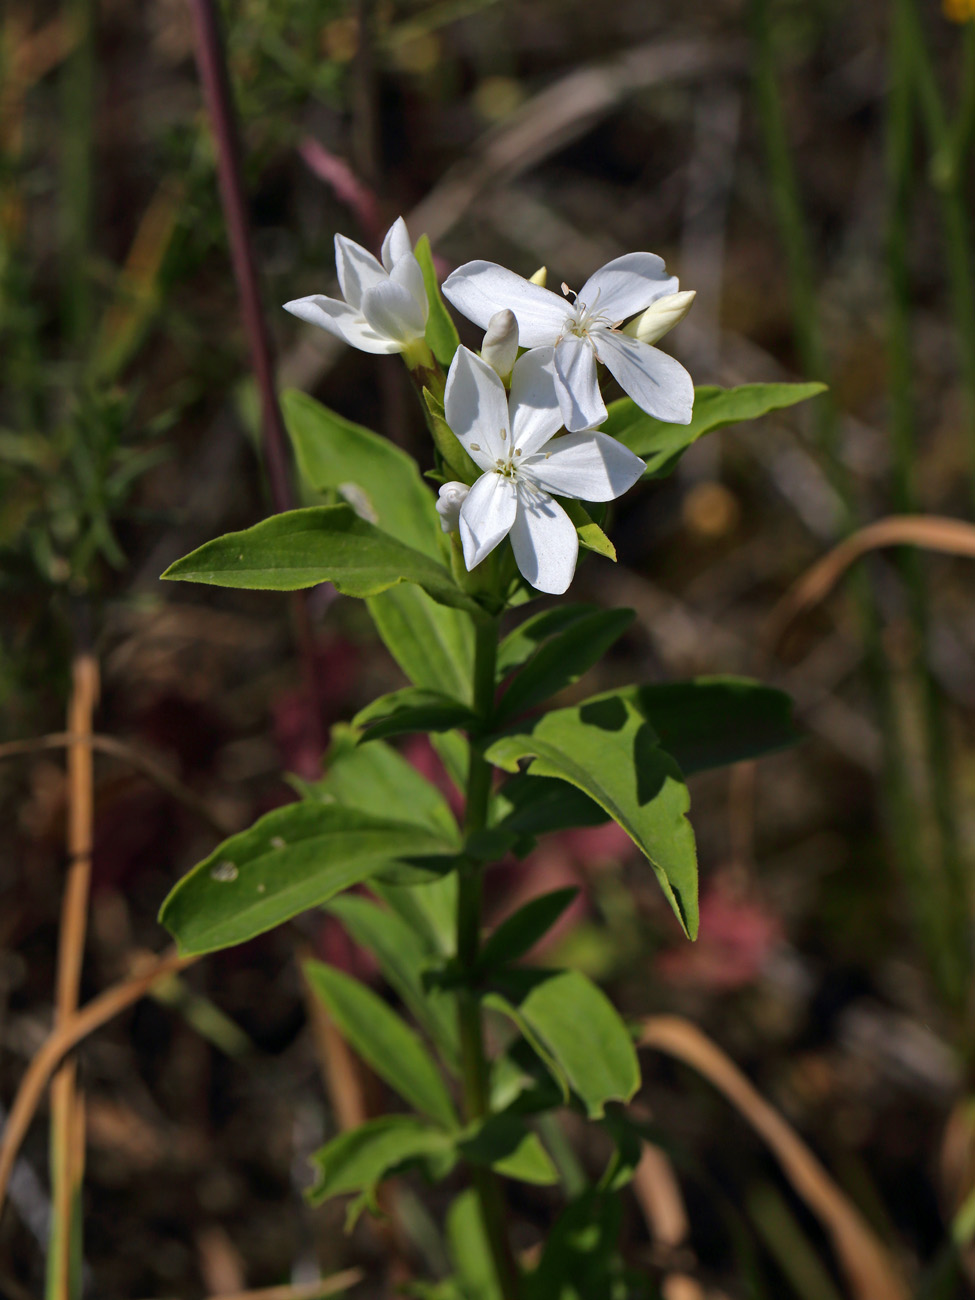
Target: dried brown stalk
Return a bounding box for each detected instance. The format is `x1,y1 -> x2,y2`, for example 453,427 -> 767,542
639,1016 -> 909,1300
0,948 -> 199,1216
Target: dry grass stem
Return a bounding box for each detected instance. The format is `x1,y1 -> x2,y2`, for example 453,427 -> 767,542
639,1016 -> 909,1300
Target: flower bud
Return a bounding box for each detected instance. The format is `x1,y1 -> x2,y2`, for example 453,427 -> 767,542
480,309 -> 519,382
529,266 -> 547,287
436,481 -> 470,533
622,290 -> 696,346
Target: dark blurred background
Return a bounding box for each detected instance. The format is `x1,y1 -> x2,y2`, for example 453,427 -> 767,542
2,0 -> 975,1296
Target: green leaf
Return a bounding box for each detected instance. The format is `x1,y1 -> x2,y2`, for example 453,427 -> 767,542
446,1190 -> 503,1300
159,803 -> 455,955
484,690 -> 699,938
604,381 -> 828,478
305,960 -> 458,1128
559,499 -> 616,559
633,677 -> 799,774
415,234 -> 461,368
162,504 -> 479,612
458,1114 -> 558,1186
491,774 -> 607,838
497,603 -> 599,677
372,874 -> 459,958
282,389 -> 442,557
354,687 -> 479,741
308,1115 -> 452,1205
324,894 -> 461,1068
522,1189 -> 627,1300
367,585 -> 474,704
492,969 -> 640,1118
495,608 -> 634,723
296,725 -> 459,842
423,386 -> 479,483
477,889 -> 579,975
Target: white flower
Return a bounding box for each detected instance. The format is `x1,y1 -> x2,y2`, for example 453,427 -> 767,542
444,347 -> 646,595
442,253 -> 694,433
283,217 -> 428,355
436,481 -> 469,533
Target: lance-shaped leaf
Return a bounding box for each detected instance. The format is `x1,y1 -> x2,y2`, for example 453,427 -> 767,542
308,1115 -> 453,1205
295,726 -> 459,842
415,234 -> 461,367
603,381 -> 828,478
489,969 -> 640,1118
559,499 -> 616,559
633,678 -> 799,774
495,607 -> 634,723
368,586 -> 474,704
159,803 -> 455,955
354,687 -> 479,741
484,691 -> 698,938
492,774 -> 607,838
477,889 -> 579,975
458,1114 -> 558,1185
162,504 -> 479,612
497,603 -> 599,677
283,389 -> 442,557
325,893 -> 461,1068
305,960 -> 458,1128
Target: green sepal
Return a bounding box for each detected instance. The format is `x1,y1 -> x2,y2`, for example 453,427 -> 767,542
415,234 -> 461,368
559,499 -> 616,560
423,386 -> 479,483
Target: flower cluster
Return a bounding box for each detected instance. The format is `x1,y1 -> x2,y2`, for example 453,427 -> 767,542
286,219 -> 695,595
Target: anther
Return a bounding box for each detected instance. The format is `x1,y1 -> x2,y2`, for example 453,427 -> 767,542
500,429 -> 507,442
561,281 -> 576,302
470,442 -> 480,451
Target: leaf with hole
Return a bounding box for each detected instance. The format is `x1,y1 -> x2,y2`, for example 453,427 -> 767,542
485,690 -> 699,938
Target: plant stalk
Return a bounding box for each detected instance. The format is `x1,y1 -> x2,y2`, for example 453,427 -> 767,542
456,614 -> 519,1299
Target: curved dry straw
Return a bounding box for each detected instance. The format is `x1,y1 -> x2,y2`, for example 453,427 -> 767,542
639,1016 -> 909,1300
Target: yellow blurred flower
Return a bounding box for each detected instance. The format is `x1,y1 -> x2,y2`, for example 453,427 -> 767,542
944,0 -> 975,22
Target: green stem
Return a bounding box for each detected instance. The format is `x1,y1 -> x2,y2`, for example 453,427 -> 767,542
456,613 -> 519,1299
60,0 -> 95,351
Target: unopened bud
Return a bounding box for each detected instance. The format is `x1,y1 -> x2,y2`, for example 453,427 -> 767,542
481,309 -> 519,382
436,481 -> 470,533
622,290 -> 696,345
528,266 -> 547,287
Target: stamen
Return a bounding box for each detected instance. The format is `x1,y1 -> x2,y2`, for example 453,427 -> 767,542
470,442 -> 480,451
515,448 -> 522,456
500,429 -> 506,442
561,281 -> 576,302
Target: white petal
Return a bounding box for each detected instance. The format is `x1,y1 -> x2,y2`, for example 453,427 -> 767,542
381,217 -> 412,271
444,346 -> 511,469
458,472 -> 517,569
578,252 -> 678,322
334,235 -> 387,310
509,490 -> 578,594
596,331 -> 694,425
442,261 -> 568,348
283,295 -> 401,354
361,278 -> 426,344
508,347 -> 563,456
554,336 -> 607,432
390,252 -> 429,325
524,431 -> 645,502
